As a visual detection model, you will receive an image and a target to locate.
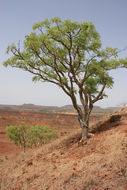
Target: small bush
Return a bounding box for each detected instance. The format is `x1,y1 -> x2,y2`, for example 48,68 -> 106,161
6,123 -> 29,152
27,125 -> 58,147
6,124 -> 58,152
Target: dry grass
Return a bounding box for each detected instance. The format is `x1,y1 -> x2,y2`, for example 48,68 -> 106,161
0,108 -> 127,189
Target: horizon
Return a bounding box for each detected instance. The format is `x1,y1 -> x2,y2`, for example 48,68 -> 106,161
0,102 -> 122,109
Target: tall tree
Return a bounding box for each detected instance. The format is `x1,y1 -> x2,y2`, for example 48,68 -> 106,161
4,18 -> 127,141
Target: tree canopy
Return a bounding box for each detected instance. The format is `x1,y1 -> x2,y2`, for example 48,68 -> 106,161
4,17 -> 127,140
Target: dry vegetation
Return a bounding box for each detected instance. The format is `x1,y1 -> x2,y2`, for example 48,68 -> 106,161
0,110 -> 97,157
0,108 -> 127,189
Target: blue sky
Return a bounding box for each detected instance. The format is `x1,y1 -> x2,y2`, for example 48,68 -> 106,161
0,0 -> 127,107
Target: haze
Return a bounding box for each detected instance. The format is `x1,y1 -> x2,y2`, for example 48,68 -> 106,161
0,0 -> 127,107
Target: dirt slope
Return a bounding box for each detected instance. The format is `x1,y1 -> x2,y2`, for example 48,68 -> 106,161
0,110 -> 98,157
0,108 -> 127,190
0,111 -> 80,157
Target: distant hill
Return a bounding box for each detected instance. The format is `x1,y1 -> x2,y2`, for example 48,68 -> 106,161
0,103 -> 118,115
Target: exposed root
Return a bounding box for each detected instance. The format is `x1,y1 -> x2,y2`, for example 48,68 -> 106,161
78,137 -> 87,146
78,132 -> 94,146
88,132 -> 94,138
78,139 -> 87,146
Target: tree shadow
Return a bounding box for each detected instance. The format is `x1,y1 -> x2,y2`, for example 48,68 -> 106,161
91,114 -> 121,134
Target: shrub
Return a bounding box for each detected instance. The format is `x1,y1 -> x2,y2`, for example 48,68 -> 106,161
6,124 -> 58,152
27,125 -> 58,147
6,123 -> 29,152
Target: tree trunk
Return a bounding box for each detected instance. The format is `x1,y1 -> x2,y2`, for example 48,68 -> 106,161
81,125 -> 88,140
23,144 -> 26,153
79,113 -> 89,141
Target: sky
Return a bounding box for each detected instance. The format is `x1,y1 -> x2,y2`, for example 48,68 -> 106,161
0,0 -> 127,107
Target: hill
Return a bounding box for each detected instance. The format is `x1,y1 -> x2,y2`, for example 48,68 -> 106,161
0,103 -> 118,115
0,107 -> 127,189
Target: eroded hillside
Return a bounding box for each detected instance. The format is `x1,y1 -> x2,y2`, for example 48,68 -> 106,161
0,108 -> 127,190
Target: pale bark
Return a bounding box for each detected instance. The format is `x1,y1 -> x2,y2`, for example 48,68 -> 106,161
79,112 -> 89,141
81,126 -> 88,140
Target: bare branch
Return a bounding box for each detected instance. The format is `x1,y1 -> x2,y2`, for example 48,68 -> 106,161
92,84 -> 106,103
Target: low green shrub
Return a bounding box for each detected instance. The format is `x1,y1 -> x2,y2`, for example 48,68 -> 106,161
6,124 -> 58,152
6,123 -> 29,152
27,125 -> 58,147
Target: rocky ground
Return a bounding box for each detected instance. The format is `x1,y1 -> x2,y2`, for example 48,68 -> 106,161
0,108 -> 127,189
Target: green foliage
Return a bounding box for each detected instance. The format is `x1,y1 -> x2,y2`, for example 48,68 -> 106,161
6,124 -> 58,151
27,125 -> 58,147
6,123 -> 28,151
3,17 -> 127,118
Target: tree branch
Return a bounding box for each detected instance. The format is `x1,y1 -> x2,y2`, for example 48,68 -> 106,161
92,84 -> 106,103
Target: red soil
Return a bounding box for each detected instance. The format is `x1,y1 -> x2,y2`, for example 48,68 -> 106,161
0,110 -> 97,157
0,108 -> 127,189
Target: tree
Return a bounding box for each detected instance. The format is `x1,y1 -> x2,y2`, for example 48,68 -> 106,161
27,125 -> 58,147
6,124 -> 58,152
4,17 -> 127,141
6,123 -> 28,152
